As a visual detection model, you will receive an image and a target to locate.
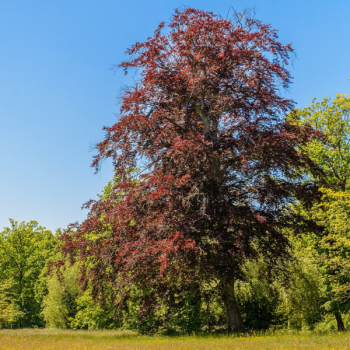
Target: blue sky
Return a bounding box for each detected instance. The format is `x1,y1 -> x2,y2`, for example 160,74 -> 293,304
0,0 -> 349,232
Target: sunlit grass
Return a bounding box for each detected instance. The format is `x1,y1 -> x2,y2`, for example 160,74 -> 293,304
0,329 -> 350,349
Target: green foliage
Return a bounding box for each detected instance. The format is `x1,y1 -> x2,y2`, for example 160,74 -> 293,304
42,263 -> 80,329
71,287 -> 121,330
0,219 -> 56,327
235,251 -> 325,331
290,94 -> 350,328
308,189 -> 350,308
114,282 -> 218,335
166,292 -> 205,335
236,260 -> 284,330
278,243 -> 325,329
43,262 -> 120,330
0,279 -> 23,328
290,94 -> 350,189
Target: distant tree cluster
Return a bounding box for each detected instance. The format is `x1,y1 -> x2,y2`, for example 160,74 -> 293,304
1,8 -> 350,333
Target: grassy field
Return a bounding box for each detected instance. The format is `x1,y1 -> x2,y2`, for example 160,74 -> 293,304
0,329 -> 350,350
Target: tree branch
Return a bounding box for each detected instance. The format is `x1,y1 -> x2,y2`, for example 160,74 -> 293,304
195,103 -> 211,133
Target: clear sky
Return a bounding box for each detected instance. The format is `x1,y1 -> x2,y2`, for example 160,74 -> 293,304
0,0 -> 349,232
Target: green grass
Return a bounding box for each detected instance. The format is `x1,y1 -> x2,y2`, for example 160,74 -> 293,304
0,329 -> 350,349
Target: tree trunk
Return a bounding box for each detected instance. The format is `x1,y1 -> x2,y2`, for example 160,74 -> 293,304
222,279 -> 244,332
334,310 -> 345,331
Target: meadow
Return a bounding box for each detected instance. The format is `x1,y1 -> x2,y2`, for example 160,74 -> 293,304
0,329 -> 350,350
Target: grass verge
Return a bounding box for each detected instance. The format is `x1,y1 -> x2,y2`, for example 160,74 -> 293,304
0,329 -> 350,349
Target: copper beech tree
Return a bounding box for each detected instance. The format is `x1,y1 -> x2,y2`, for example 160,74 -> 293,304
61,9 -> 322,331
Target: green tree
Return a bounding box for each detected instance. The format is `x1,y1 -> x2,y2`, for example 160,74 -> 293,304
308,189 -> 350,329
70,286 -> 119,330
291,94 -> 350,330
235,246 -> 324,331
292,94 -> 350,190
0,219 -> 56,327
42,263 -> 80,329
44,179 -> 126,330
0,279 -> 23,328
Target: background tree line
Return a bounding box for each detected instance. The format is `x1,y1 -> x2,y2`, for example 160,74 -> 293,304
1,94 -> 350,333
